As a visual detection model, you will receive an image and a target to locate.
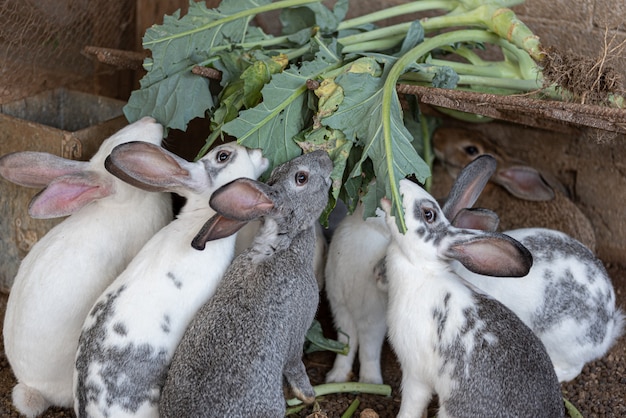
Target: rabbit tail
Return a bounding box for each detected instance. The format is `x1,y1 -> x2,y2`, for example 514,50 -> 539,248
12,382 -> 51,418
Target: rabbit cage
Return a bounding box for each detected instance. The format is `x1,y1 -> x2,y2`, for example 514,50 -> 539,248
0,0 -> 625,417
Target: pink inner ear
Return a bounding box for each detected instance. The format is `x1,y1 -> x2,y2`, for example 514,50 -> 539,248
28,175 -> 113,219
496,166 -> 555,201
210,179 -> 274,221
0,152 -> 86,188
447,236 -> 532,278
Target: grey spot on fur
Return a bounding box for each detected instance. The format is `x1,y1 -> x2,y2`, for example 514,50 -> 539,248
439,295 -> 563,417
167,272 -> 182,289
518,230 -> 616,345
113,322 -> 127,336
373,257 -> 387,286
412,199 -> 448,245
161,315 -> 171,334
75,284 -> 169,416
532,268 -> 611,344
201,151 -> 237,185
520,231 -> 601,273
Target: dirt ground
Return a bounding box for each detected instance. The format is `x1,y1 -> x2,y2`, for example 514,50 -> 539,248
0,262 -> 624,418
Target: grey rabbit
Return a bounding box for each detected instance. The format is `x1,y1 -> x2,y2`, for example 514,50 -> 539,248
159,150 -> 333,417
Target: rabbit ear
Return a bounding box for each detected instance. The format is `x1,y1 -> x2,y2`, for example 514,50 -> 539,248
443,154 -> 497,220
451,208 -> 499,232
0,151 -> 86,188
209,178 -> 274,221
105,141 -> 199,193
443,232 -> 532,277
192,214 -> 248,250
28,171 -> 114,219
494,165 -> 555,201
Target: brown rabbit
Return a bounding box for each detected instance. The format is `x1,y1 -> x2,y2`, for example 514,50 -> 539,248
430,127 -> 596,251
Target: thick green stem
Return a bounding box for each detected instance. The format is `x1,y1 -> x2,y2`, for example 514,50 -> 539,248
401,71 -> 543,91
420,5 -> 543,61
426,58 -> 520,78
339,21 -> 413,47
337,0 -> 458,30
285,383 -> 392,407
341,35 -> 406,54
421,113 -> 433,192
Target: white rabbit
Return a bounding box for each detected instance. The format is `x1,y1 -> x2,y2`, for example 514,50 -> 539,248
0,117 -> 173,417
324,203 -> 389,384
381,173 -> 564,418
72,141 -> 268,418
325,154 -> 624,385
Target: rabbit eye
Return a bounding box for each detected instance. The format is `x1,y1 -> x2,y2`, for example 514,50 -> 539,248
295,171 -> 308,186
464,145 -> 479,156
216,150 -> 231,163
423,208 -> 436,223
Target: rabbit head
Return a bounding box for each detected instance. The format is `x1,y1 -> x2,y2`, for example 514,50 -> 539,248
192,150 -> 333,250
383,173 -> 532,278
433,127 -> 561,201
0,117 -> 165,219
105,141 -> 269,211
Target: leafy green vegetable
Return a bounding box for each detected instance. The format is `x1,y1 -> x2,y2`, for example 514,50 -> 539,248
126,0 -> 582,229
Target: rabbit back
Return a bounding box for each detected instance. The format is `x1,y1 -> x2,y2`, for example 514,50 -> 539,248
455,227 -> 625,382
437,292 -> 564,417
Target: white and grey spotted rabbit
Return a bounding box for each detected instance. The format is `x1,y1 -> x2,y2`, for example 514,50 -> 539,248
0,117 -> 173,417
381,173 -> 564,418
72,141 -> 268,418
325,156 -> 496,385
450,227 -> 625,382
159,150 -> 333,417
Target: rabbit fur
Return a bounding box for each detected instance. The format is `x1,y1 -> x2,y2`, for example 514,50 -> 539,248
159,150 -> 333,417
235,220 -> 327,290
430,126 -> 596,251
381,175 -> 564,418
0,117 -> 173,417
324,154 -> 500,385
72,141 -> 268,418
325,153 -> 622,384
